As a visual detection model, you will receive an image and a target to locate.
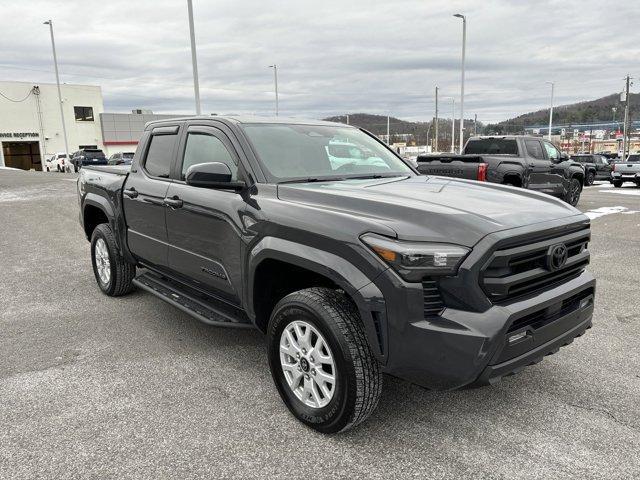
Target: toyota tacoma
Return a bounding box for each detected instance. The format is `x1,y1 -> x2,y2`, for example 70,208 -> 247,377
78,117 -> 595,433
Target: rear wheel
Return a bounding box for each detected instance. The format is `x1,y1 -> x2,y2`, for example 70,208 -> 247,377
267,287 -> 382,433
613,181 -> 623,188
90,223 -> 135,296
46,167 -> 50,172
585,171 -> 595,186
564,177 -> 582,206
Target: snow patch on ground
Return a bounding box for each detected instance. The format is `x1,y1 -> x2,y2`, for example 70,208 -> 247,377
584,206 -> 639,219
599,188 -> 640,196
0,186 -> 74,203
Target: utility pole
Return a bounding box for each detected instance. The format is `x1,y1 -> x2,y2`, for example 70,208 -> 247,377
454,13 -> 466,152
346,114 -> 349,125
387,114 -> 390,145
33,86 -> 46,169
186,0 -> 201,115
622,75 -> 631,160
434,86 -> 439,152
546,81 -> 554,141
268,65 -> 279,116
474,113 -> 477,136
43,20 -> 70,157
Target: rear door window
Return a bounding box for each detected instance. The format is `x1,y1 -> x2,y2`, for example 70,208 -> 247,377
525,140 -> 545,159
144,134 -> 178,178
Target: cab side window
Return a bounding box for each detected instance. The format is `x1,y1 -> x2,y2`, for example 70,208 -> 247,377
144,134 -> 177,178
181,133 -> 238,180
543,141 -> 560,160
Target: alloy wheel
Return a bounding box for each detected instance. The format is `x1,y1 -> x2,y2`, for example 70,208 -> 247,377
94,238 -> 111,285
279,320 -> 336,409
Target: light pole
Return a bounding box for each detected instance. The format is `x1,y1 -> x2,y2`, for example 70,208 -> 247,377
268,65 -> 279,116
434,86 -> 439,152
43,20 -> 69,157
450,98 -> 455,153
186,0 -> 201,115
387,114 -> 390,145
454,13 -> 466,152
546,81 -> 554,141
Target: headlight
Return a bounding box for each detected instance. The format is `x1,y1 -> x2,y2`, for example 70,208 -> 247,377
361,233 -> 470,281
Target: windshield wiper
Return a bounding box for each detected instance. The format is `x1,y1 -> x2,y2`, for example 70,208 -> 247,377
346,174 -> 407,180
278,176 -> 346,185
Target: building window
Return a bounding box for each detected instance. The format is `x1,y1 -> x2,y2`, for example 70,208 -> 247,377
74,106 -> 94,122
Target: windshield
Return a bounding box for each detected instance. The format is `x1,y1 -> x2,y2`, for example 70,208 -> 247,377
626,154 -> 640,163
571,155 -> 591,163
242,123 -> 413,182
465,138 -> 519,155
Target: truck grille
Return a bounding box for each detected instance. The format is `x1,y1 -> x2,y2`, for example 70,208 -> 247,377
481,226 -> 590,303
423,279 -> 445,317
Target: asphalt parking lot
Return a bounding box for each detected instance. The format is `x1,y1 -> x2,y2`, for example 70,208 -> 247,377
1,169 -> 639,479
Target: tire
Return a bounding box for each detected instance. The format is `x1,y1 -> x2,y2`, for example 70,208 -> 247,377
56,166 -> 61,172
74,165 -> 79,173
46,167 -> 50,172
267,287 -> 382,434
564,177 -> 582,206
585,171 -> 595,186
90,223 -> 136,296
613,181 -> 622,188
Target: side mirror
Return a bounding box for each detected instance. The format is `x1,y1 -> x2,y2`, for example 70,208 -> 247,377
185,162 -> 245,190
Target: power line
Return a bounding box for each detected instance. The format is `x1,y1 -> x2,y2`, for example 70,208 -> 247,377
0,87 -> 33,102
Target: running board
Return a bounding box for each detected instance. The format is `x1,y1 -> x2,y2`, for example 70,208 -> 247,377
133,272 -> 253,328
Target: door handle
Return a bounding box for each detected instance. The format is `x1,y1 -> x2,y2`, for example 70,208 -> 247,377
123,187 -> 138,198
163,196 -> 183,208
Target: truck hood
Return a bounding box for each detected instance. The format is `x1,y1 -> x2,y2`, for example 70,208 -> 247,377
277,176 -> 585,247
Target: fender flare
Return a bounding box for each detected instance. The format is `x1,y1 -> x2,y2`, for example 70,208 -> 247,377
247,237 -> 388,362
82,193 -> 115,233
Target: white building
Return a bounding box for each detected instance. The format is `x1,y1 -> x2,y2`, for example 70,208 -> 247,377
0,81 -> 105,169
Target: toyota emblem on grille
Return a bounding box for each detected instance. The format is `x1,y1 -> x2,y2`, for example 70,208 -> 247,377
547,243 -> 568,271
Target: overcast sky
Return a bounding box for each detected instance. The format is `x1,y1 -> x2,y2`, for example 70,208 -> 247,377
1,0 -> 638,123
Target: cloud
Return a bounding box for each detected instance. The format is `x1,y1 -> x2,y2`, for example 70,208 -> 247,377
0,0 -> 638,122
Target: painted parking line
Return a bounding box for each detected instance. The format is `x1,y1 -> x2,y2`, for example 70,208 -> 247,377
598,188 -> 640,196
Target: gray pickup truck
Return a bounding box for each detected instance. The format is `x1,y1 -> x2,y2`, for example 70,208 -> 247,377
77,116 -> 595,433
416,136 -> 585,206
611,154 -> 640,187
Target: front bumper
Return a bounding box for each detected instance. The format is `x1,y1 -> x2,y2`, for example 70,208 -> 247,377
380,270 -> 595,390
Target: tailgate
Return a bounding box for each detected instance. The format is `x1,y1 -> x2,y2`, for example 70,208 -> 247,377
416,155 -> 486,181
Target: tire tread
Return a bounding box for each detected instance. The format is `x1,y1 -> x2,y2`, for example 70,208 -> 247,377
92,223 -> 135,296
273,287 -> 382,432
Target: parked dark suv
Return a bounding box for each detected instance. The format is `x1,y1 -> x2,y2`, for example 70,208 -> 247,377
77,117 -> 595,433
71,148 -> 107,172
570,154 -> 613,185
107,152 -> 135,166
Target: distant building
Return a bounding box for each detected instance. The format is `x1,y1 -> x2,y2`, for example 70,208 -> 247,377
0,81 -> 104,169
100,112 -> 183,156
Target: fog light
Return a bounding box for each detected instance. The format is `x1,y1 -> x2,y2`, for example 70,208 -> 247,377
508,331 -> 528,344
579,297 -> 592,309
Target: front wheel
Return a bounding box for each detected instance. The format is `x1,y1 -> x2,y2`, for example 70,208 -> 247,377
267,288 -> 382,433
613,181 -> 622,188
90,223 -> 136,296
564,177 -> 582,206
